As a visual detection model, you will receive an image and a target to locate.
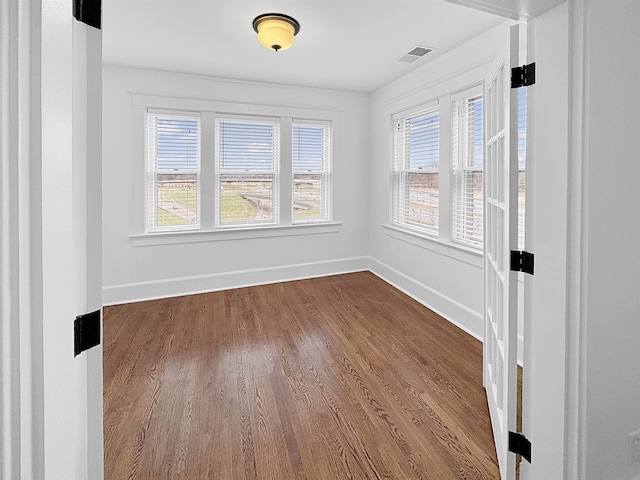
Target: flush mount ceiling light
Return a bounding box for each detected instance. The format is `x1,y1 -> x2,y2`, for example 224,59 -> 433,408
252,13 -> 300,52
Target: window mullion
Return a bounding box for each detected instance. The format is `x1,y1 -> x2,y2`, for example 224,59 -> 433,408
439,95 -> 452,243
200,111 -> 216,229
280,117 -> 293,226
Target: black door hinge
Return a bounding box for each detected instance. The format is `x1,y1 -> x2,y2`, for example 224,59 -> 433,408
510,250 -> 534,275
511,63 -> 536,88
74,309 -> 101,357
73,0 -> 101,29
509,431 -> 532,463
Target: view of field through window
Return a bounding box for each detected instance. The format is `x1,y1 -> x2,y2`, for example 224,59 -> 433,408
293,175 -> 323,220
219,175 -> 274,224
406,172 -> 439,229
156,174 -> 198,226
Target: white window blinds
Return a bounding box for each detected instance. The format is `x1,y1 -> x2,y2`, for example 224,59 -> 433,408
146,111 -> 200,231
215,117 -> 280,226
292,121 -> 332,223
451,91 -> 483,248
393,104 -> 440,236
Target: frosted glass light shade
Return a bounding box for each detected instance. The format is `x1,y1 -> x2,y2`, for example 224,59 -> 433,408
252,14 -> 300,52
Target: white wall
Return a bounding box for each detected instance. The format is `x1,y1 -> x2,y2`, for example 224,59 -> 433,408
367,25 -> 505,339
580,1 -> 640,479
102,67 -> 370,304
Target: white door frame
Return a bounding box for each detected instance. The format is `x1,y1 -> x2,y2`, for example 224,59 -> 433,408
1,0 -> 46,477
520,5 -> 570,480
0,1 -> 103,478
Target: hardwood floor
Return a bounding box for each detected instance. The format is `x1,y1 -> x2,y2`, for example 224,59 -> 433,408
103,272 -> 499,479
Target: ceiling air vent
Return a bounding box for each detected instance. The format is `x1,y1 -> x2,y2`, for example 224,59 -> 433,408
396,46 -> 432,64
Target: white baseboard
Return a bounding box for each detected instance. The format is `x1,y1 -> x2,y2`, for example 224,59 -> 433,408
368,257 -> 483,341
103,255 -> 486,345
103,256 -> 369,306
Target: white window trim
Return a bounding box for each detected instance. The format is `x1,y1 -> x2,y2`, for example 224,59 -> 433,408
131,222 -> 343,247
131,94 -> 341,245
381,223 -> 482,267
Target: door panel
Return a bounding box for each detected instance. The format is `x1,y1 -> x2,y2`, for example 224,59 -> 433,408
484,24 -> 520,480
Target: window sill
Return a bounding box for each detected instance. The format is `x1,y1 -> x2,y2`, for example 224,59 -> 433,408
130,222 -> 342,247
381,223 -> 483,268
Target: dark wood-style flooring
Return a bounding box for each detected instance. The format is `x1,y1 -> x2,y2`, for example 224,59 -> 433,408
104,272 -> 499,479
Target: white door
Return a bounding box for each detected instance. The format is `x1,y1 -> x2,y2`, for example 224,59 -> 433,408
483,24 -> 520,480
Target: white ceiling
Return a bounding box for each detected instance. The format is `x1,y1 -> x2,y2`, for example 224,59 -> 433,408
102,0 -> 563,93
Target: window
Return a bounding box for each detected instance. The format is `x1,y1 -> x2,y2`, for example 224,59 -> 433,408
292,121 -> 332,223
135,96 -> 337,240
451,89 -> 484,248
388,86 -> 486,256
392,103 -> 440,236
215,117 -> 279,226
146,111 -> 200,231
